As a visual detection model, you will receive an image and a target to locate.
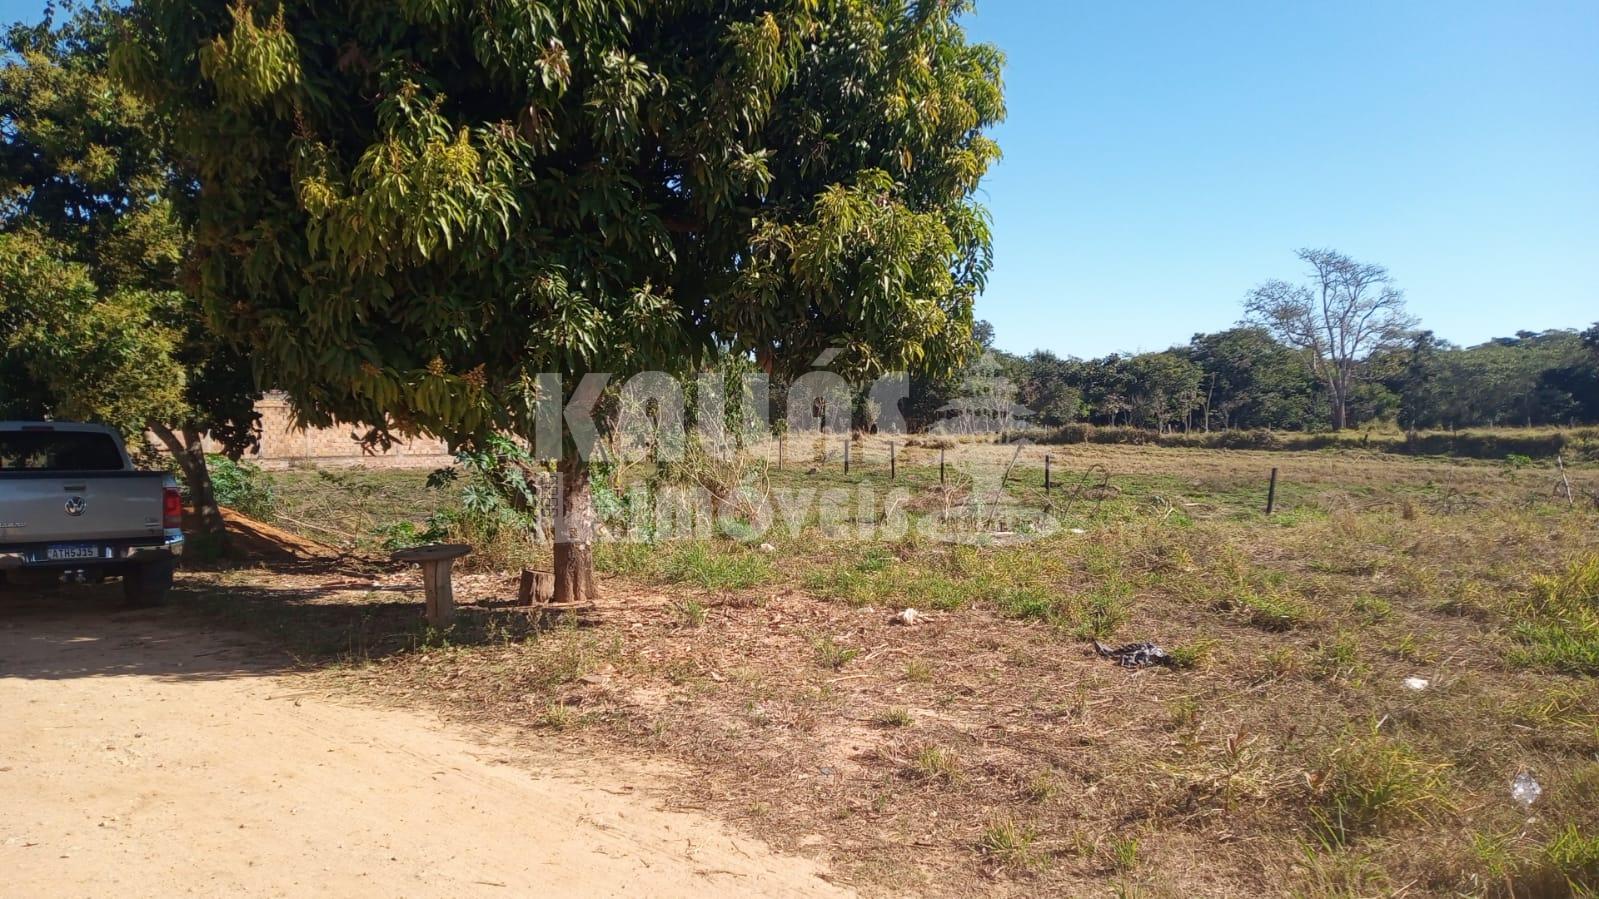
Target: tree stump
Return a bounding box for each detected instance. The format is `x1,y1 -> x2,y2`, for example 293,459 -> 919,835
391,543 -> 472,628
518,568 -> 554,605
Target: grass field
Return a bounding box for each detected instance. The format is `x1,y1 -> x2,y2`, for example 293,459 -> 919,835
181,440 -> 1599,896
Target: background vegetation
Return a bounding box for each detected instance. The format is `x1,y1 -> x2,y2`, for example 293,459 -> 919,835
915,320 -> 1599,437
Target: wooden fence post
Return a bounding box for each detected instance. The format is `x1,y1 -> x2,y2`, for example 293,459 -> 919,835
1044,454 -> 1051,493
890,441 -> 896,480
1265,467 -> 1279,515
843,439 -> 850,474
939,447 -> 946,485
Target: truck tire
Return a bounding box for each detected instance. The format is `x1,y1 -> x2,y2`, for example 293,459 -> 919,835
123,559 -> 176,606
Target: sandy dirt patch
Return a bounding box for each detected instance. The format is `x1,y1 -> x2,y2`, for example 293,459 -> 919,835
0,590 -> 849,898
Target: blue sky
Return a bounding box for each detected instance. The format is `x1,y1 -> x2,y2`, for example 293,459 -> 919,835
6,1 -> 1595,357
961,1 -> 1599,356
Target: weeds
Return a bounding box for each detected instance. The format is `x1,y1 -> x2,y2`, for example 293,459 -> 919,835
1072,585 -> 1130,639
1536,825 -> 1599,895
536,703 -> 581,730
813,635 -> 859,670
1023,770 -> 1060,804
1167,640 -> 1213,670
874,706 -> 914,728
1309,729 -> 1451,846
1227,588 -> 1311,631
1313,632 -> 1366,683
913,745 -> 962,782
663,542 -> 774,590
979,818 -> 1044,873
1260,647 -> 1301,680
1508,556 -> 1599,674
992,586 -> 1059,621
1352,594 -> 1392,622
194,441 -> 1599,897
1108,835 -> 1140,871
1167,698 -> 1201,730
671,598 -> 708,628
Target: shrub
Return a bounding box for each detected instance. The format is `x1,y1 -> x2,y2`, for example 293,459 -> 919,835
1008,424 -> 1599,461
203,454 -> 276,518
374,517 -> 451,551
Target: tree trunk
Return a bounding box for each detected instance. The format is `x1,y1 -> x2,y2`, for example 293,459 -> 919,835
552,453 -> 598,605
1203,375 -> 1215,433
151,423 -> 229,551
1328,380 -> 1349,430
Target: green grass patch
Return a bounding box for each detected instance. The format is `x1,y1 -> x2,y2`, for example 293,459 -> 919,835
662,542 -> 775,590
813,635 -> 859,670
1309,729 -> 1451,847
1507,556 -> 1599,675
1215,587 -> 1312,631
596,540 -> 774,590
978,818 -> 1045,873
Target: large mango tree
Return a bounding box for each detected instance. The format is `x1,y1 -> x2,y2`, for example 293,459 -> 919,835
120,0 -> 1005,602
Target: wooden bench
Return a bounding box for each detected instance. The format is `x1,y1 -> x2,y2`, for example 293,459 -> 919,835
390,543 -> 472,627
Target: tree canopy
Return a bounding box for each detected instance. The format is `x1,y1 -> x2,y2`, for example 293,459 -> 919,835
120,0 -> 1004,444
1,0 -> 260,541
922,322 -> 1598,436
120,0 -> 1004,598
1245,248 -> 1416,430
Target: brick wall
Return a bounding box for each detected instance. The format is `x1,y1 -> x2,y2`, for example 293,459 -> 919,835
205,393 -> 454,470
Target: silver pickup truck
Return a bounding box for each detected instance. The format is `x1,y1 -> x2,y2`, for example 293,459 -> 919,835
0,422 -> 184,604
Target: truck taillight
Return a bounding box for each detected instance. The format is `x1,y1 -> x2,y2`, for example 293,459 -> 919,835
163,486 -> 183,529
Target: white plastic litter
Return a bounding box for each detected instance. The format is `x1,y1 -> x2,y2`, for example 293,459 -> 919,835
1403,676 -> 1429,691
1511,770 -> 1542,809
1069,528 -> 1086,535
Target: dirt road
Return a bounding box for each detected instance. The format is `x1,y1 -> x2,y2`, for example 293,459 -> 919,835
0,590 -> 849,898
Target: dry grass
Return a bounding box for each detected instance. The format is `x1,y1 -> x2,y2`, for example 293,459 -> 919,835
179,442 -> 1599,897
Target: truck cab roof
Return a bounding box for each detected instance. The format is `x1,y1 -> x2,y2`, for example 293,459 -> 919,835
0,421 -> 123,434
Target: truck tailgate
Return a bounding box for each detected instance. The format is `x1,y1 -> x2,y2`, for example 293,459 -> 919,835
0,473 -> 166,544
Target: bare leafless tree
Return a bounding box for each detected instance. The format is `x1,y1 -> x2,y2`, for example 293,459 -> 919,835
1244,248 -> 1416,429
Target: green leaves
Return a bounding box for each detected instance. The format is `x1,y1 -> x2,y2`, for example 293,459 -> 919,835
585,51 -> 662,153
125,0 -> 1005,446
0,232 -> 188,436
2,1 -> 260,452
197,2 -> 302,109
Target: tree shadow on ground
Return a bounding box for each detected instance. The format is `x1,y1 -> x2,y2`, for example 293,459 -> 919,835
0,582 -> 296,682
168,561 -> 558,665
0,561 -> 559,681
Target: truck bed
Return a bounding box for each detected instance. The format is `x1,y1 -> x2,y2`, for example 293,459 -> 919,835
0,471 -> 170,544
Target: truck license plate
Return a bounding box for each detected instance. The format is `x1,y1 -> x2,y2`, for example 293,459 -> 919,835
46,544 -> 100,561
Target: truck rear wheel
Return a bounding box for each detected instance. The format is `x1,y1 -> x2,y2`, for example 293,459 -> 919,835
123,559 -> 176,606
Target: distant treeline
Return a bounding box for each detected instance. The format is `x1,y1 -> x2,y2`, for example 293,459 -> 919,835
1010,423 -> 1599,462
907,322 -> 1599,435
